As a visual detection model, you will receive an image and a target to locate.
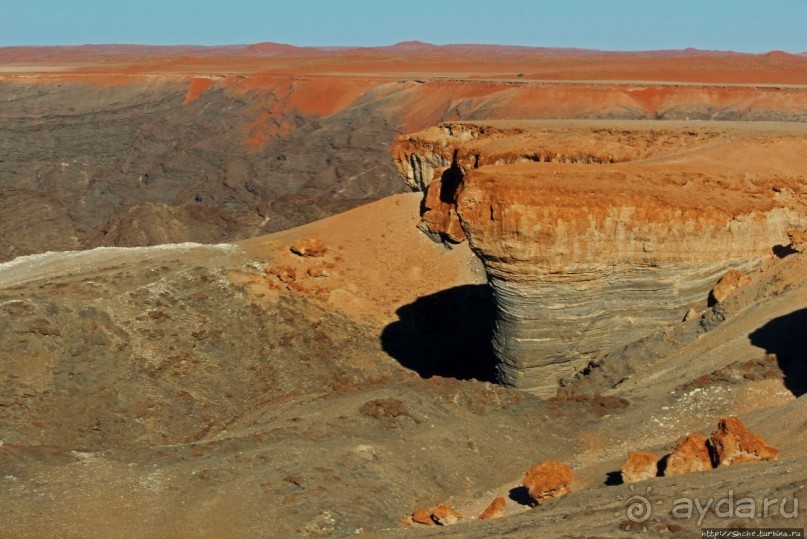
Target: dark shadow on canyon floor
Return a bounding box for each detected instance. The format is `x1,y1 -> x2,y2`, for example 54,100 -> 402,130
508,486 -> 533,507
603,471 -> 623,486
772,244 -> 799,259
380,284 -> 497,383
748,308 -> 807,397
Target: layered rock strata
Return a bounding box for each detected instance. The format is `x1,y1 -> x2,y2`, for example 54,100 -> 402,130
395,121 -> 807,395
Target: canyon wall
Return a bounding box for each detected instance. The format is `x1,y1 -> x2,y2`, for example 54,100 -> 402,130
3,65 -> 807,261
395,122 -> 807,395
0,75 -> 405,261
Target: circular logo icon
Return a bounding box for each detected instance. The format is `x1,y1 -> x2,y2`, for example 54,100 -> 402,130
615,484 -> 663,532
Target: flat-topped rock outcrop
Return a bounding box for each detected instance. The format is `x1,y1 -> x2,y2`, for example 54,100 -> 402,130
395,121 -> 807,395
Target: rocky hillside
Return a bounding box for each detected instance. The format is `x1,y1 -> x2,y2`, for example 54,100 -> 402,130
1,192 -> 805,537
0,75 -> 405,261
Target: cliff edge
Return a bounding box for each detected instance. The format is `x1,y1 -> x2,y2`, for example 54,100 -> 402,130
395,120 -> 807,394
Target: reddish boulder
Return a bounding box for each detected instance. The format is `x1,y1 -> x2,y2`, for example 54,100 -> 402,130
709,416 -> 779,466
267,265 -> 296,283
306,265 -> 329,278
788,228 -> 807,252
664,433 -> 713,476
290,237 -> 327,257
620,451 -> 659,483
709,269 -> 751,304
478,496 -> 505,520
411,508 -> 434,526
431,503 -> 462,526
523,460 -> 573,505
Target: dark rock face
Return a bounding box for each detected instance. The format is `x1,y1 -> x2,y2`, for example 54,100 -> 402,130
0,79 -> 404,260
0,188 -> 79,259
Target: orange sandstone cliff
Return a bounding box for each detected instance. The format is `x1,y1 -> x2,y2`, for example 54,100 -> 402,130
394,121 -> 807,395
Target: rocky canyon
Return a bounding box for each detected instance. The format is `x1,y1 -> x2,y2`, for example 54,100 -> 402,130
1,43 -> 806,537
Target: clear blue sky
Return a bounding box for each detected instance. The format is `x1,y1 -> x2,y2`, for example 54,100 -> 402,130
3,0 -> 806,52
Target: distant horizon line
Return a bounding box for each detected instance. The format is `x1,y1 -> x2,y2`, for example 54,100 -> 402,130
1,41 -> 805,56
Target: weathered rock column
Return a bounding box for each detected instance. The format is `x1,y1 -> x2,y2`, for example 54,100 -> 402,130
457,167 -> 799,395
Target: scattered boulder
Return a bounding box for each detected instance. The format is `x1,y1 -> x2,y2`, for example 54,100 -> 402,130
663,433 -> 713,476
411,508 -> 435,526
431,503 -> 462,526
621,417 -> 780,481
410,504 -> 462,526
787,228 -> 807,252
478,496 -> 506,520
620,451 -> 659,483
523,460 -> 573,506
307,265 -> 330,278
709,269 -> 751,305
360,398 -> 408,419
709,416 -> 778,466
360,398 -> 414,428
683,307 -> 699,322
267,265 -> 296,283
290,237 -> 327,257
